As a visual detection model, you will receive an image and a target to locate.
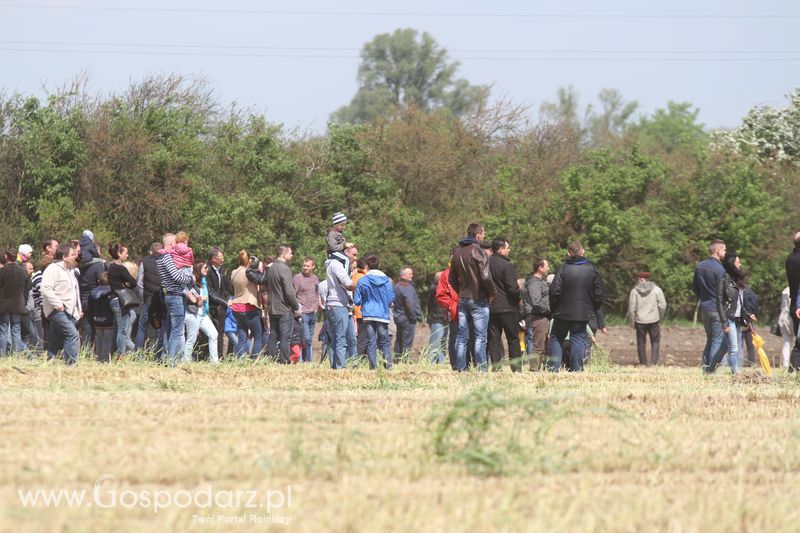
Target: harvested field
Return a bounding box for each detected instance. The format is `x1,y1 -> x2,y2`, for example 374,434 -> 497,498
1,331 -> 799,531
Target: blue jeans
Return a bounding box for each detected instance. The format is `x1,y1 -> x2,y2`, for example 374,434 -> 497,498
78,298 -> 93,347
702,310 -> 727,373
0,313 -> 24,355
234,309 -> 263,359
365,320 -> 392,369
48,311 -> 80,365
548,319 -> 588,372
109,297 -> 133,355
454,298 -> 490,372
164,294 -> 186,365
134,300 -> 155,351
346,314 -> 357,360
300,312 -> 316,363
325,306 -> 349,369
714,319 -> 743,374
428,322 -> 448,363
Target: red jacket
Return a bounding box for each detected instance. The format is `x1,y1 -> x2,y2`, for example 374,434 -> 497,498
435,268 -> 459,322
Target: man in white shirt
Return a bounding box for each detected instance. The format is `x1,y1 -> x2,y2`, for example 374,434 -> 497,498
40,244 -> 82,365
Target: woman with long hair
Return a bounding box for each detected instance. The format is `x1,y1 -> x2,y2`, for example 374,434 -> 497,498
713,251 -> 755,373
230,250 -> 268,358
107,243 -> 137,355
183,261 -> 219,363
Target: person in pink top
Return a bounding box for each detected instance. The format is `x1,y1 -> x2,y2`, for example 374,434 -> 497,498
167,231 -> 197,302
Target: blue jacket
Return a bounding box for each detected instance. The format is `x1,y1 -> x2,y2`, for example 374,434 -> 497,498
692,257 -> 725,312
224,307 -> 238,334
353,270 -> 394,322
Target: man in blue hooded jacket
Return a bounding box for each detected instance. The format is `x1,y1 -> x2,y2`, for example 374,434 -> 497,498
353,253 -> 395,369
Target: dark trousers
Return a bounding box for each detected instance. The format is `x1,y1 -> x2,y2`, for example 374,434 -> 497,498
742,327 -> 756,366
356,318 -> 369,357
791,312 -> 800,371
394,320 -> 416,355
267,313 -> 294,364
635,322 -> 661,365
488,312 -> 523,372
94,327 -> 114,362
209,306 -> 228,358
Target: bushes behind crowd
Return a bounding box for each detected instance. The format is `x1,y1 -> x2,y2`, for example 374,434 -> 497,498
0,75 -> 798,319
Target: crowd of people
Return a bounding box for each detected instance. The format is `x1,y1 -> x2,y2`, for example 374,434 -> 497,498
0,217 -> 797,372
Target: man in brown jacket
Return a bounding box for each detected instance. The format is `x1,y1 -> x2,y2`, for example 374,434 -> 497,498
448,223 -> 495,372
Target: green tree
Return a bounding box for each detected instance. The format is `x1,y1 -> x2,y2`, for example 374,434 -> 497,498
331,28 -> 488,124
633,101 -> 707,154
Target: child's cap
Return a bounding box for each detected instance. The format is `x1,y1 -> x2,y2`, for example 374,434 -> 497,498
332,212 -> 348,225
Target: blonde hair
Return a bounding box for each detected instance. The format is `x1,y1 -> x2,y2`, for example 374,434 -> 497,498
123,261 -> 138,279
175,231 -> 189,244
238,250 -> 250,267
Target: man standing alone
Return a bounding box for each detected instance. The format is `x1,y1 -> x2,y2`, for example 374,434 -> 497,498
487,238 -> 522,371
548,241 -> 604,372
692,239 -> 727,373
266,245 -> 301,364
449,223 -> 495,372
627,271 -> 667,366
393,266 -> 423,356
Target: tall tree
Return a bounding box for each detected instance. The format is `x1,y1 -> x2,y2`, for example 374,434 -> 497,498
331,28 -> 488,124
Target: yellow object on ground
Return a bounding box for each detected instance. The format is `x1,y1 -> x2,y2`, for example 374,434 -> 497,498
751,330 -> 772,376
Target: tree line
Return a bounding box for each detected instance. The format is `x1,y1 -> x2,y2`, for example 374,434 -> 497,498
1,70 -> 798,321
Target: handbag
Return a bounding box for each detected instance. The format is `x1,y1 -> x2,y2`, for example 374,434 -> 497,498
770,322 -> 782,337
116,288 -> 141,309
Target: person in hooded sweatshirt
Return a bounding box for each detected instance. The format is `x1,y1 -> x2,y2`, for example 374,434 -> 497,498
627,271 -> 667,366
77,229 -> 106,345
353,253 -> 395,370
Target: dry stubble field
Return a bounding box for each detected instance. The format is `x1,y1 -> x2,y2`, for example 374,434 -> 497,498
1,327 -> 800,532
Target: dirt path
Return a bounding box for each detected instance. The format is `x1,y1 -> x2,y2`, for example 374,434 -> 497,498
406,323 -> 788,368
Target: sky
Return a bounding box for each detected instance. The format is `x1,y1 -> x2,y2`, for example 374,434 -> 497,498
2,0 -> 798,133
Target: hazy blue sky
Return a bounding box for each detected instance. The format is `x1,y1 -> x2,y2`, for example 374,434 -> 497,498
2,0 -> 797,133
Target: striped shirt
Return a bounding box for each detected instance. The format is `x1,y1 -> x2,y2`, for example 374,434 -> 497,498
31,270 -> 44,310
156,252 -> 193,294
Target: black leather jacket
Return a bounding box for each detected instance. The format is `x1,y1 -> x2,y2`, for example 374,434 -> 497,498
716,274 -> 742,323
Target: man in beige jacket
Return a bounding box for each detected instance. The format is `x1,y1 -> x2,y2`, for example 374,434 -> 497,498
40,243 -> 82,365
627,272 -> 667,366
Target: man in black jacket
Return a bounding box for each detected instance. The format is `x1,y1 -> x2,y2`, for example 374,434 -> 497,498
206,247 -> 233,358
786,231 -> 800,371
135,242 -> 163,354
0,250 -> 32,355
548,241 -> 604,372
488,238 -> 522,372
